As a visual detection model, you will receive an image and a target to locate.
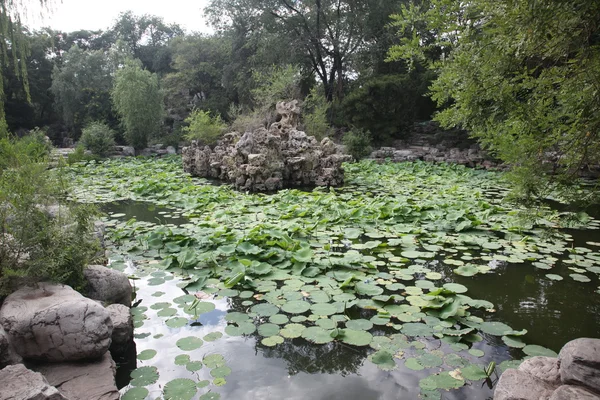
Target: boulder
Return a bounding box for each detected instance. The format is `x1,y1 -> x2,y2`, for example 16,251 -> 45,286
0,283 -> 112,362
0,325 -> 22,368
0,364 -> 67,400
549,385 -> 600,400
83,265 -> 132,307
559,338 -> 600,394
33,352 -> 119,400
519,357 -> 562,388
166,146 -> 177,155
494,369 -> 555,400
106,304 -> 133,356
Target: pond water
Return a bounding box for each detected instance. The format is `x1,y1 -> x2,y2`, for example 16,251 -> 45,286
67,158 -> 600,400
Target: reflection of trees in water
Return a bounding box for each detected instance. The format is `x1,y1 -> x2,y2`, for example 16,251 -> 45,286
114,341 -> 137,389
227,296 -> 369,376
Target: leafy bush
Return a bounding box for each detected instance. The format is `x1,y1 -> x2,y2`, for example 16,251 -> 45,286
343,128 -> 373,161
302,87 -> 331,140
0,129 -> 51,170
80,122 -> 115,157
0,136 -> 100,295
183,110 -> 226,145
65,144 -> 97,165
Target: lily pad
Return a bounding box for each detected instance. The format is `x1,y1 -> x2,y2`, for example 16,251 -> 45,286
523,344 -> 558,357
137,349 -> 157,361
340,329 -> 373,346
280,323 -> 306,339
281,300 -> 310,314
163,378 -> 197,400
176,336 -> 203,351
166,317 -> 188,328
210,366 -> 232,378
301,326 -> 334,344
261,336 -> 284,346
258,323 -> 280,337
130,366 -> 159,386
369,350 -> 397,371
203,332 -> 223,342
251,303 -> 280,317
122,387 -> 149,400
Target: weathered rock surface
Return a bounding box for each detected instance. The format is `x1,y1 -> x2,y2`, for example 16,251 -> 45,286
519,357 -> 562,388
0,283 -> 112,362
33,352 -> 119,400
549,385 -> 600,400
83,265 -> 132,307
182,100 -> 352,192
559,338 -> 600,394
106,304 -> 133,355
0,325 -> 22,368
0,363 -> 68,400
494,369 -> 555,400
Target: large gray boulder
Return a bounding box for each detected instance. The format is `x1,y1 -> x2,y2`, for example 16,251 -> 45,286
0,364 -> 68,400
84,265 -> 132,307
559,338 -> 600,394
519,357 -> 562,388
494,369 -> 555,400
106,304 -> 133,356
549,385 -> 600,400
0,283 -> 112,362
0,325 -> 22,368
33,352 -> 119,400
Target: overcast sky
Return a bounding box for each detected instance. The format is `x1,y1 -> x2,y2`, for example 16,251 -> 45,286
25,0 -> 214,33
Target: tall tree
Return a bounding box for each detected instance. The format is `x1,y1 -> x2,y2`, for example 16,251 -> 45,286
112,60 -> 164,150
388,0 -> 600,199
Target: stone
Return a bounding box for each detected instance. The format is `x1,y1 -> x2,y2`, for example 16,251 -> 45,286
0,364 -> 68,400
0,283 -> 112,362
559,338 -> 600,394
166,146 -> 177,154
106,304 -> 133,356
33,352 -> 119,400
84,265 -> 132,307
121,146 -> 135,156
0,325 -> 22,368
549,385 -> 600,400
494,369 -> 555,400
519,356 -> 562,388
182,102 -> 352,192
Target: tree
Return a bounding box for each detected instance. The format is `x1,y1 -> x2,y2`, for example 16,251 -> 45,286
388,0 -> 600,199
112,60 -> 164,150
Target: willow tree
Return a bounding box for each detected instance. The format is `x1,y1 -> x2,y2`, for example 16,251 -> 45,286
388,0 -> 600,201
0,0 -> 49,134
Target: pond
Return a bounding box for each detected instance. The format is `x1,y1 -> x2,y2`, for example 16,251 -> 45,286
66,157 -> 600,400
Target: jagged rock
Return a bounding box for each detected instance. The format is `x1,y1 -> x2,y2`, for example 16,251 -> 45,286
0,283 -> 112,362
550,385 -> 600,400
0,364 -> 67,400
182,101 -> 352,192
166,146 -> 177,155
106,304 -> 133,356
0,325 -> 22,368
33,352 -> 119,400
559,338 -> 600,394
83,265 -> 132,307
114,146 -> 135,157
519,357 -> 562,388
494,369 -> 555,400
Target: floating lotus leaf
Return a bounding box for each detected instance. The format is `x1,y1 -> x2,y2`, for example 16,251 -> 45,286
269,314 -> 290,325
280,323 -> 306,338
225,312 -> 250,324
130,366 -> 159,386
122,387 -> 149,400
157,307 -> 178,317
461,364 -> 487,380
402,323 -> 433,337
166,317 -> 188,328
369,350 -> 397,371
186,361 -> 203,372
218,289 -> 239,297
310,303 -> 337,316
419,372 -> 464,390
502,335 -> 526,348
453,265 -> 479,277
176,336 -> 203,351
417,353 -> 443,368
346,319 -> 373,331
210,366 -> 232,378
175,354 -> 190,365
261,336 -> 284,346
184,301 -> 215,315
523,344 -> 558,357
281,300 -> 310,314
316,318 -> 336,329
468,349 -> 485,357
291,315 -> 308,323
258,323 -> 280,337
203,354 -> 226,368
478,321 -> 513,336
163,378 -> 197,400
137,349 -> 157,361
340,329 -> 373,346
173,295 -> 196,305
442,283 -> 468,294
301,326 -> 334,344
251,303 -> 280,317
570,273 -> 591,282
199,393 -> 220,400
444,353 -> 469,367
197,380 -> 210,388
354,281 -> 384,296
239,290 -> 254,298
405,358 -> 424,371
150,302 -> 171,310
203,332 -> 223,342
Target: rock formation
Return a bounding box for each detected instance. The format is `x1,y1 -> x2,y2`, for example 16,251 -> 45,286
182,100 -> 352,192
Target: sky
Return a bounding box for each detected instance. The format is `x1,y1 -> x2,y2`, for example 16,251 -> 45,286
25,0 -> 214,33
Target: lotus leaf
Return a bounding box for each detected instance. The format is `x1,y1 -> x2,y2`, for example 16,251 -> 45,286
130,366 -> 159,386
369,350 -> 397,371
122,387 -> 149,400
137,349 -> 157,361
163,378 -> 197,400
176,337 -> 203,351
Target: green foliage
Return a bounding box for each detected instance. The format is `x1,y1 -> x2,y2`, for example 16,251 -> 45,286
0,129 -> 51,170
343,128 -> 373,161
182,110 -> 226,145
80,122 -> 115,157
112,61 -> 164,150
0,136 -> 99,295
341,73 -> 435,143
302,87 -> 331,140
388,0 -> 600,200
66,145 -> 96,165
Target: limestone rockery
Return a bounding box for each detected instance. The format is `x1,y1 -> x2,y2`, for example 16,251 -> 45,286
182,101 -> 352,192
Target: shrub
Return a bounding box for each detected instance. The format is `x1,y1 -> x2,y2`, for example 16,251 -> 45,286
183,110 -> 226,145
302,87 -> 331,140
80,122 -> 115,157
0,129 -> 51,170
343,128 -> 373,161
0,136 -> 100,295
66,144 -> 97,165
